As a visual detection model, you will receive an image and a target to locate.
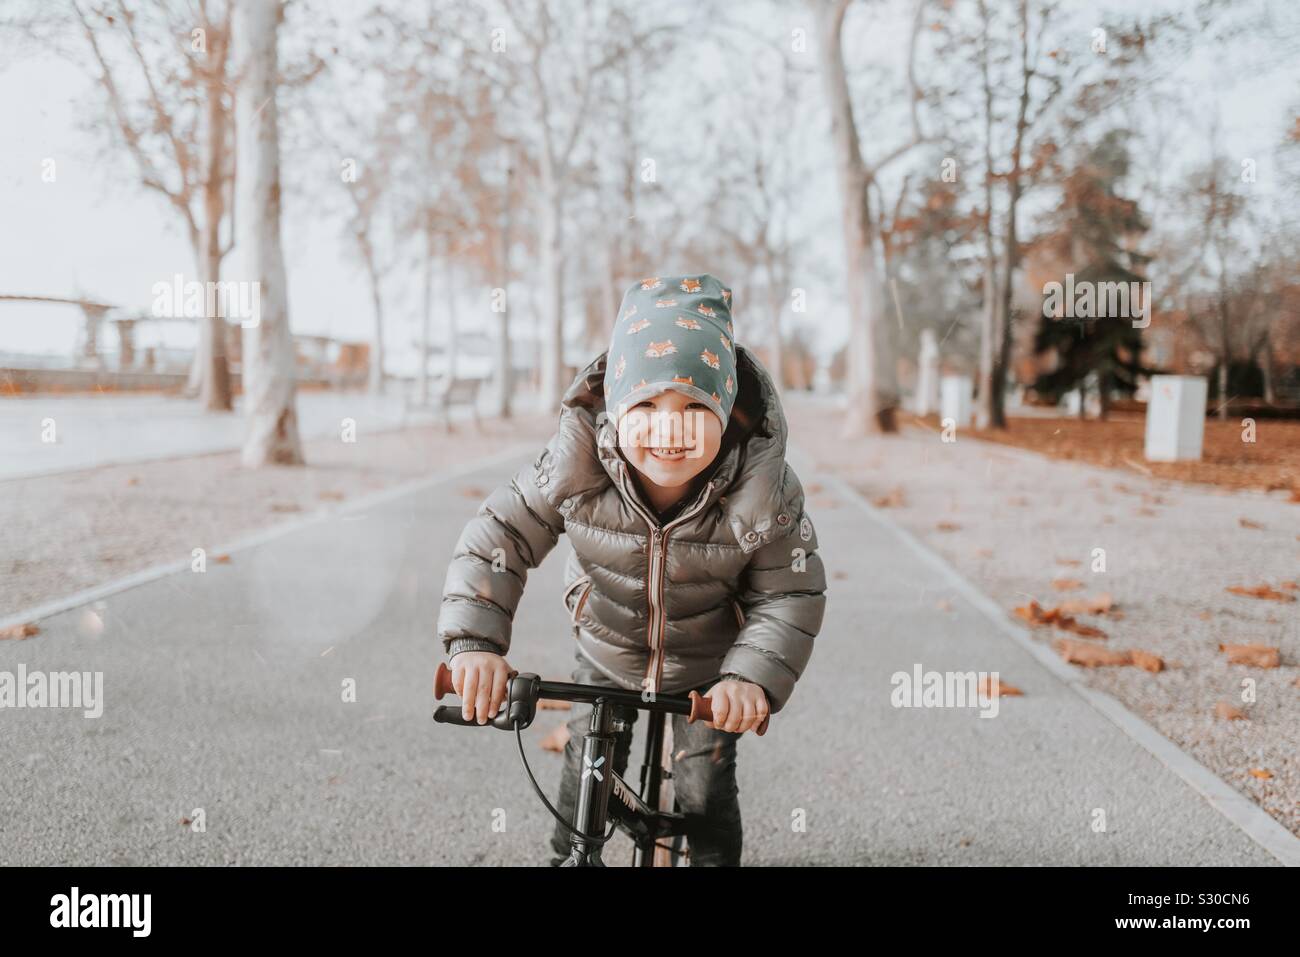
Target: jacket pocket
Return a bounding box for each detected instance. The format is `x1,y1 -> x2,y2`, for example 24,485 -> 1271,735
563,575 -> 594,623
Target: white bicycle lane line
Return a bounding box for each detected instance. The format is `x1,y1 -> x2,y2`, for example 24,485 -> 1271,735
795,445 -> 1296,867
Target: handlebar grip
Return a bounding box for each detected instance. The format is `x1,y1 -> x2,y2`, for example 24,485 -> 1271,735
434,662 -> 456,700
688,690 -> 770,737
433,705 -> 485,726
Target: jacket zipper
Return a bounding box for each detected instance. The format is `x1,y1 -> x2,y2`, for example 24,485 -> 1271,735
619,468 -> 716,695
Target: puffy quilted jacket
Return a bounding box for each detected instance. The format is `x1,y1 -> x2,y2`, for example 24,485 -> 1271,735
435,344 -> 827,713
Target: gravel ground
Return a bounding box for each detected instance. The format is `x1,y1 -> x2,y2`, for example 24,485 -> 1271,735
786,392 -> 1300,839
0,414 -> 553,620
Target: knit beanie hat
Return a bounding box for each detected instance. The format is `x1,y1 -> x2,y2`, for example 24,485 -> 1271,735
602,274 -> 738,432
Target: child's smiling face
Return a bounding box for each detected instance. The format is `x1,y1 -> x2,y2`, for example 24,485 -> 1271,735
615,388 -> 723,491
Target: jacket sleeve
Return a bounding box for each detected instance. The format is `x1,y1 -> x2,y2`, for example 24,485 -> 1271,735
718,473 -> 826,714
435,433 -> 566,659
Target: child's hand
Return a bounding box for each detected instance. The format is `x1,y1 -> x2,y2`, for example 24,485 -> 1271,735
705,679 -> 769,734
449,651 -> 514,725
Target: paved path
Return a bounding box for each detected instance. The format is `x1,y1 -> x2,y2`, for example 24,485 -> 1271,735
0,445 -> 1286,865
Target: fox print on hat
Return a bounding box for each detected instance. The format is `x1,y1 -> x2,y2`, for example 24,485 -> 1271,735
603,274 -> 738,430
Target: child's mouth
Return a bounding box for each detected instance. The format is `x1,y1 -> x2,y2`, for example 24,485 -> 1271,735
648,447 -> 689,461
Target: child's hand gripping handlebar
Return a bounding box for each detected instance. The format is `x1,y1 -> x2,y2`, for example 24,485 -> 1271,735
432,662 -> 769,735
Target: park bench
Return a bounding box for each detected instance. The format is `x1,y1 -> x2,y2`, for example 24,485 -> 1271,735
410,375 -> 483,430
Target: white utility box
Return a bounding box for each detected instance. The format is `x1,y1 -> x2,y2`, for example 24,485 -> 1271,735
1144,375 -> 1207,461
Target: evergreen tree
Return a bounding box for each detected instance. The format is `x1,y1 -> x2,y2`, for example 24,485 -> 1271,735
1032,130 -> 1152,418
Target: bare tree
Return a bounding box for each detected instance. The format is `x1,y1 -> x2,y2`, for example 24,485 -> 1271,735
67,0 -> 236,411
235,0 -> 302,466
811,0 -> 928,436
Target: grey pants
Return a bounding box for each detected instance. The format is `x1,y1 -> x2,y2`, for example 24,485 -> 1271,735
547,648 -> 744,866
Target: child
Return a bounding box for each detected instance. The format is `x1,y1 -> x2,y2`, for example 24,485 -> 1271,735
436,273 -> 827,866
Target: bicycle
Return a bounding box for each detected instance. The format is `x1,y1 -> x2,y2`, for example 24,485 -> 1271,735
433,662 -> 769,867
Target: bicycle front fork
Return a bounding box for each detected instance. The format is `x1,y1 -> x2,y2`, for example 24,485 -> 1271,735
559,697 -> 623,867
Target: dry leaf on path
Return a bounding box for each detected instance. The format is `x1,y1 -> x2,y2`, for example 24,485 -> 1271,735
977,676 -> 1023,697
1214,701 -> 1246,720
1218,643 -> 1280,668
936,521 -> 961,532
1248,768 -> 1273,780
1057,593 -> 1115,616
1226,584 -> 1296,603
1053,638 -> 1131,667
873,487 -> 907,508
0,623 -> 40,641
1052,578 -> 1084,591
1238,517 -> 1264,529
1130,650 -> 1165,673
1014,601 -> 1107,639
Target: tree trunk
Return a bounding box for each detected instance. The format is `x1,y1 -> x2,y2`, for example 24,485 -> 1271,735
538,156 -> 566,409
420,226 -> 433,405
495,152 -> 513,419
361,234 -> 386,396
193,25 -> 233,410
814,0 -> 894,435
235,0 -> 302,467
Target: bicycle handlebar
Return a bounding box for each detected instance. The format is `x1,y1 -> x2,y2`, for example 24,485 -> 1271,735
433,662 -> 769,736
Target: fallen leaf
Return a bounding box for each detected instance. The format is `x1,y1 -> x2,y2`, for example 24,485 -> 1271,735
873,487 -> 907,508
1130,650 -> 1164,673
270,502 -> 302,513
0,623 -> 40,640
213,554 -> 232,564
977,676 -> 1023,697
1057,593 -> 1115,616
1051,578 -> 1084,591
1014,601 -> 1107,639
1280,581 -> 1298,591
935,521 -> 961,532
1238,517 -> 1264,529
539,724 -> 570,753
318,490 -> 345,501
1226,584 -> 1296,603
179,817 -> 192,827
126,477 -> 139,487
1214,701 -> 1246,720
1218,643 -> 1280,668
1006,496 -> 1029,506
1248,768 -> 1273,780
1055,558 -> 1083,567
1053,638 -> 1131,667
1197,610 -> 1213,621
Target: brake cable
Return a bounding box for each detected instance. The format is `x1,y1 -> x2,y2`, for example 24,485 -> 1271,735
513,720 -> 618,847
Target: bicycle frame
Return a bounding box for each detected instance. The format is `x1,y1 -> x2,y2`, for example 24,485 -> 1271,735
433,664 -> 717,867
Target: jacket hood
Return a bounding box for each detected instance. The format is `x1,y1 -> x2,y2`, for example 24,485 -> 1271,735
543,342 -> 798,554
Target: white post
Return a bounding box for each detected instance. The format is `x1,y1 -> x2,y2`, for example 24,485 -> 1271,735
916,328 -> 939,416
940,374 -> 973,428
1144,375 -> 1207,461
